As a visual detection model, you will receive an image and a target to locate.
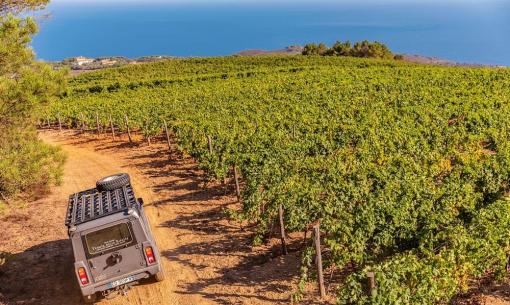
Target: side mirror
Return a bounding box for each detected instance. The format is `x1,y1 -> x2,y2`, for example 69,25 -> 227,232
137,198 -> 144,206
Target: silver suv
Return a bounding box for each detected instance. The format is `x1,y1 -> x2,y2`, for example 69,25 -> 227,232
65,173 -> 165,303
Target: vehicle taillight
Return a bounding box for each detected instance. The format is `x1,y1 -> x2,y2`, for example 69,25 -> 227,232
77,267 -> 89,285
145,246 -> 156,264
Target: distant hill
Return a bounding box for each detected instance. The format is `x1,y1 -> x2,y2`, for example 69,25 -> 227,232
234,45 -> 304,56
234,46 -> 506,68
234,45 -> 459,66
234,46 -> 454,64
402,54 -> 507,68
400,54 -> 455,66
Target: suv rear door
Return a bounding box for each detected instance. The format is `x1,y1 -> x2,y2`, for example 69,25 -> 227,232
82,221 -> 145,283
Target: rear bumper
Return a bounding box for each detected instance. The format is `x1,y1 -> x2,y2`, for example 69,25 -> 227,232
79,263 -> 162,296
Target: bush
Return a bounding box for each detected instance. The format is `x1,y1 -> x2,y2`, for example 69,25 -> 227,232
351,40 -> 394,59
0,132 -> 66,196
89,84 -> 104,93
303,40 -> 395,59
330,41 -> 352,56
302,43 -> 329,56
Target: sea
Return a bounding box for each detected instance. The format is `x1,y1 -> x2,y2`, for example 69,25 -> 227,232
31,0 -> 510,66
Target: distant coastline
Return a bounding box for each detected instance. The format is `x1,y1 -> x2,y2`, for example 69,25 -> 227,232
54,46 -> 507,75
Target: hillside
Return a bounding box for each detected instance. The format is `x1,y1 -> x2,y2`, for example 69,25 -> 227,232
44,55 -> 510,304
235,45 -> 304,56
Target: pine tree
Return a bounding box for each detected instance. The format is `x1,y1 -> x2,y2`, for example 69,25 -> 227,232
0,0 -> 66,198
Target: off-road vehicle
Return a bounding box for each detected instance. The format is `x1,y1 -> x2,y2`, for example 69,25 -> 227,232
65,173 -> 165,303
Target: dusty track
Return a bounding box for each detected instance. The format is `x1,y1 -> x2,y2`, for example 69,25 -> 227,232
1,131 -> 329,305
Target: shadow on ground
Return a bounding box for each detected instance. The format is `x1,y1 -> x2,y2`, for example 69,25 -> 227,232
0,240 -> 82,305
159,203 -> 307,304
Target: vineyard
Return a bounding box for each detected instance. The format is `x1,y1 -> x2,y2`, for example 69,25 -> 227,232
44,55 -> 510,304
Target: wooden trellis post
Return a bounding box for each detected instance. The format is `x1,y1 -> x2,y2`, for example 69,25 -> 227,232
367,272 -> 377,297
164,120 -> 171,151
302,230 -> 308,248
80,113 -> 85,132
207,135 -> 213,154
233,164 -> 241,201
124,114 -> 132,143
96,112 -> 100,137
278,204 -> 288,255
313,224 -> 326,298
58,114 -> 62,132
109,115 -> 115,140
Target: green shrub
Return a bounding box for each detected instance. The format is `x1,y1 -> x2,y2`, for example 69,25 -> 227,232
0,132 -> 66,196
303,40 -> 395,59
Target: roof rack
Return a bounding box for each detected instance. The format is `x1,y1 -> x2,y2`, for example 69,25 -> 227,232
65,184 -> 137,227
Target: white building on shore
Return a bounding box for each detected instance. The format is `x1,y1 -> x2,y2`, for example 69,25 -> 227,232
73,56 -> 94,66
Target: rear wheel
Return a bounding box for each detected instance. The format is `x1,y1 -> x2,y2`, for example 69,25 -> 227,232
155,269 -> 166,282
96,173 -> 130,192
83,293 -> 97,304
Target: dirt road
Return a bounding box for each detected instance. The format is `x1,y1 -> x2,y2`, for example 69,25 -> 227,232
1,131 -> 325,305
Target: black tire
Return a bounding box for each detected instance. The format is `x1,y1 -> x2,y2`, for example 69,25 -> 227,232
96,173 -> 130,192
155,269 -> 166,282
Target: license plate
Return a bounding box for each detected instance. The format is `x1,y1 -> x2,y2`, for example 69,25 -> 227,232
106,276 -> 136,289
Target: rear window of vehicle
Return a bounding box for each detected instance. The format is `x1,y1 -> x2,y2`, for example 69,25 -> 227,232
84,223 -> 134,256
